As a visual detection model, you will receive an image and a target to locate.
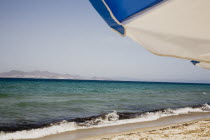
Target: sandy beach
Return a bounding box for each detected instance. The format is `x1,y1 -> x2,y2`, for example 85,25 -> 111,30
89,118 -> 210,140
32,112 -> 210,140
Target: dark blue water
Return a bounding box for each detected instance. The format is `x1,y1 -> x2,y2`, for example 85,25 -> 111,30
0,78 -> 210,132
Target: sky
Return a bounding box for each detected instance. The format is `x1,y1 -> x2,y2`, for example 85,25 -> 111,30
0,0 -> 210,83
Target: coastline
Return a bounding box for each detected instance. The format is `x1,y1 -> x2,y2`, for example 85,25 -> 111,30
88,117 -> 210,140
34,112 -> 210,140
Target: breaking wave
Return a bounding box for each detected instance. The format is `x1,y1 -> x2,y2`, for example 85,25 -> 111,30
0,103 -> 210,140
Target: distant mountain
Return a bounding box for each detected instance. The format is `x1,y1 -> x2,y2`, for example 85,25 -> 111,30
0,70 -> 111,80
0,70 -> 81,79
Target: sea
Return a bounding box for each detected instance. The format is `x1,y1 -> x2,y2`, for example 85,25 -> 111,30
0,78 -> 210,140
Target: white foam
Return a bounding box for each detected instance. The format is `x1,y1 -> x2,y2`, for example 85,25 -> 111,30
1,104 -> 210,140
0,121 -> 78,140
91,103 -> 210,127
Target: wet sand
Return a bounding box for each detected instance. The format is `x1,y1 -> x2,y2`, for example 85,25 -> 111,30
34,112 -> 210,140
89,118 -> 210,140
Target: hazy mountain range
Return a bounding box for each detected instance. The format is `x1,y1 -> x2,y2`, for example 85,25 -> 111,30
0,70 -> 111,80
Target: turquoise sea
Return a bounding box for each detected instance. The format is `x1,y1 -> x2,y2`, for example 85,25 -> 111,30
0,78 -> 210,139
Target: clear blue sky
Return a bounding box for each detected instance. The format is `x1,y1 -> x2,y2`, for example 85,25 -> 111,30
0,0 -> 210,83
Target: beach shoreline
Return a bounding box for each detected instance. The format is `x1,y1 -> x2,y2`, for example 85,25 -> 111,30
1,79 -> 210,140
34,112 -> 210,140
87,117 -> 210,140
